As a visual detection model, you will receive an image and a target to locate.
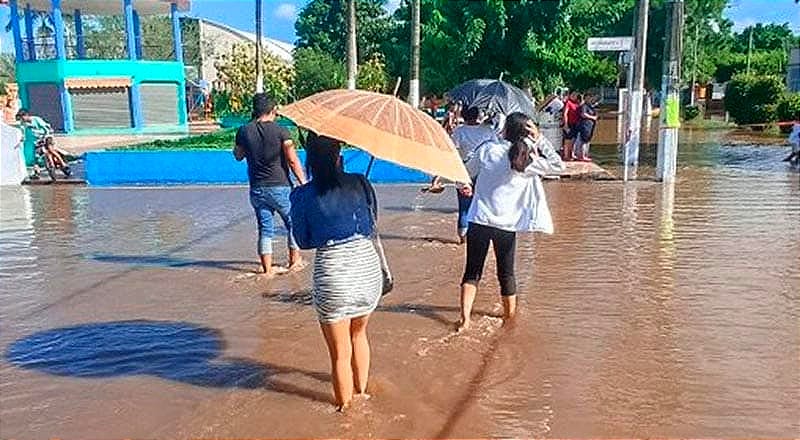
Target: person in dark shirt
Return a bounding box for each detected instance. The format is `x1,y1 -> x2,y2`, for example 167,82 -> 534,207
234,94 -> 307,277
574,93 -> 599,162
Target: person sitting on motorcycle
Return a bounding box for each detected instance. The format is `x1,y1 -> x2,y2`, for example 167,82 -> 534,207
16,109 -> 71,178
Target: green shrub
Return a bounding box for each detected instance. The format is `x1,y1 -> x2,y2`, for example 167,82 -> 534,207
293,47 -> 346,99
777,93 -> 800,121
683,105 -> 701,121
776,92 -> 800,133
724,74 -> 783,125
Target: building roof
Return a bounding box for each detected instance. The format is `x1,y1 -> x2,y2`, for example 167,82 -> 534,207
196,18 -> 294,64
22,0 -> 189,16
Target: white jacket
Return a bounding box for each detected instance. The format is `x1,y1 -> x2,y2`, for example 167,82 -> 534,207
465,136 -> 565,233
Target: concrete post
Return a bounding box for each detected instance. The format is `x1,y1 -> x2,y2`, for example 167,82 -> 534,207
623,0 -> 650,181
74,9 -> 85,59
346,0 -> 357,90
10,0 -> 24,62
656,0 -> 684,182
133,10 -> 143,60
408,0 -> 420,107
24,4 -> 35,61
123,0 -> 137,60
171,3 -> 184,63
51,0 -> 67,60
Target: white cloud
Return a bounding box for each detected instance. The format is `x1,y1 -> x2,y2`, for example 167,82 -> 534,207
732,17 -> 757,32
384,0 -> 401,13
274,3 -> 297,20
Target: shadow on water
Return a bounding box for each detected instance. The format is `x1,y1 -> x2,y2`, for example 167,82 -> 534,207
89,254 -> 252,271
5,320 -> 330,403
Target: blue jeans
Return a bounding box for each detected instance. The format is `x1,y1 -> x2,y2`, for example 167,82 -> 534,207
457,190 -> 472,237
249,186 -> 298,256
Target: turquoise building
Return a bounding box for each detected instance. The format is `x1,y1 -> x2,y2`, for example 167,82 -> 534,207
8,0 -> 190,135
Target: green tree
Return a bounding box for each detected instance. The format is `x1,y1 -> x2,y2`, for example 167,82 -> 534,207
734,23 -> 797,52
215,44 -> 294,114
295,0 -> 392,63
292,47 -> 346,98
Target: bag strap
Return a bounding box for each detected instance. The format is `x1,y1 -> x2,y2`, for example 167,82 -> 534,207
357,175 -> 392,279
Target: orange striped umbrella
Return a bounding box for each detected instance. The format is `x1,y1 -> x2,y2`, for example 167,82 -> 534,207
279,89 -> 470,183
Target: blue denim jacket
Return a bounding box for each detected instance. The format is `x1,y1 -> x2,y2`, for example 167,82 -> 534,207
289,173 -> 376,250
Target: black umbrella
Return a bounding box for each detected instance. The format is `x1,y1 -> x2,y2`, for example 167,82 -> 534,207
447,79 -> 536,117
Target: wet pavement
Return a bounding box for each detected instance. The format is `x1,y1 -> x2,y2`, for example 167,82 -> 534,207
0,133 -> 798,438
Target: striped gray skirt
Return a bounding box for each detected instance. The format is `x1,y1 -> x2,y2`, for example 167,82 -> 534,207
312,238 -> 383,323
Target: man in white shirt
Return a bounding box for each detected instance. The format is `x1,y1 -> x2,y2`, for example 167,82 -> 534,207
449,107 -> 497,242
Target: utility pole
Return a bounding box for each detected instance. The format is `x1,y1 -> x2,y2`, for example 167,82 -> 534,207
746,26 -> 754,75
656,0 -> 684,182
409,0 -> 421,108
346,0 -> 357,90
623,0 -> 649,181
255,0 -> 263,93
689,21 -> 699,106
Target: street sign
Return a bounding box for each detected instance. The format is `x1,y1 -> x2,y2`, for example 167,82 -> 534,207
587,37 -> 634,52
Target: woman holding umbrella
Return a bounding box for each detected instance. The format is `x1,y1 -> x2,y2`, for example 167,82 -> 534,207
280,90 -> 470,404
458,112 -> 564,331
290,133 -> 382,411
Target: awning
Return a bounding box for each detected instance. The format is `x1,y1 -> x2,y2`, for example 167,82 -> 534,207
66,77 -> 131,89
21,0 -> 190,16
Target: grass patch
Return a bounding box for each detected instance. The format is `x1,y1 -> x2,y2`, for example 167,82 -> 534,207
116,118 -> 301,151
117,129 -> 237,151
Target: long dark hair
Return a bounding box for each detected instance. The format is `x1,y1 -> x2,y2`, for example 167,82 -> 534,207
505,112 -> 535,172
305,132 -> 343,194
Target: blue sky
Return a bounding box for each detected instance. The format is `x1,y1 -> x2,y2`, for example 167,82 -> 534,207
0,0 -> 797,53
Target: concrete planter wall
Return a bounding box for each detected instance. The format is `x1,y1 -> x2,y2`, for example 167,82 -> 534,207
85,149 -> 430,186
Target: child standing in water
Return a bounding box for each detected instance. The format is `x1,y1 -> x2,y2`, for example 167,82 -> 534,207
457,113 -> 564,331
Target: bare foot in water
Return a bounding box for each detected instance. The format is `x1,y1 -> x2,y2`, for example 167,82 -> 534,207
455,319 -> 470,333
353,392 -> 371,401
287,260 -> 307,272
335,402 -> 351,413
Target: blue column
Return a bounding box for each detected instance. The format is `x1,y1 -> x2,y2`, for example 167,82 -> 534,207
51,0 -> 67,60
24,4 -> 36,61
171,3 -> 184,63
59,84 -> 74,133
177,81 -> 188,125
132,10 -> 143,59
123,0 -> 137,60
129,82 -> 144,130
74,9 -> 85,59
9,1 -> 24,62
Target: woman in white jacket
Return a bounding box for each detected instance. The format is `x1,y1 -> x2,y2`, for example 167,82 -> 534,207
457,112 -> 565,331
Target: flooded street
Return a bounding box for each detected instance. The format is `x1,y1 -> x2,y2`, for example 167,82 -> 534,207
1,135 -> 798,438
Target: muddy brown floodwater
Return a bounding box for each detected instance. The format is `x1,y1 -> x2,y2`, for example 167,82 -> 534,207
0,133 -> 798,439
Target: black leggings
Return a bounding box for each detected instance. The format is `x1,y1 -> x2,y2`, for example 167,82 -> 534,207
461,222 -> 517,296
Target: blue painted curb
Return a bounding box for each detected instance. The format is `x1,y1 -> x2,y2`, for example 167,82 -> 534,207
85,149 -> 430,186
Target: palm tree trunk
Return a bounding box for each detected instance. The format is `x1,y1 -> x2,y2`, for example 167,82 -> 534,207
409,0 -> 420,107
255,0 -> 264,93
346,0 -> 357,90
